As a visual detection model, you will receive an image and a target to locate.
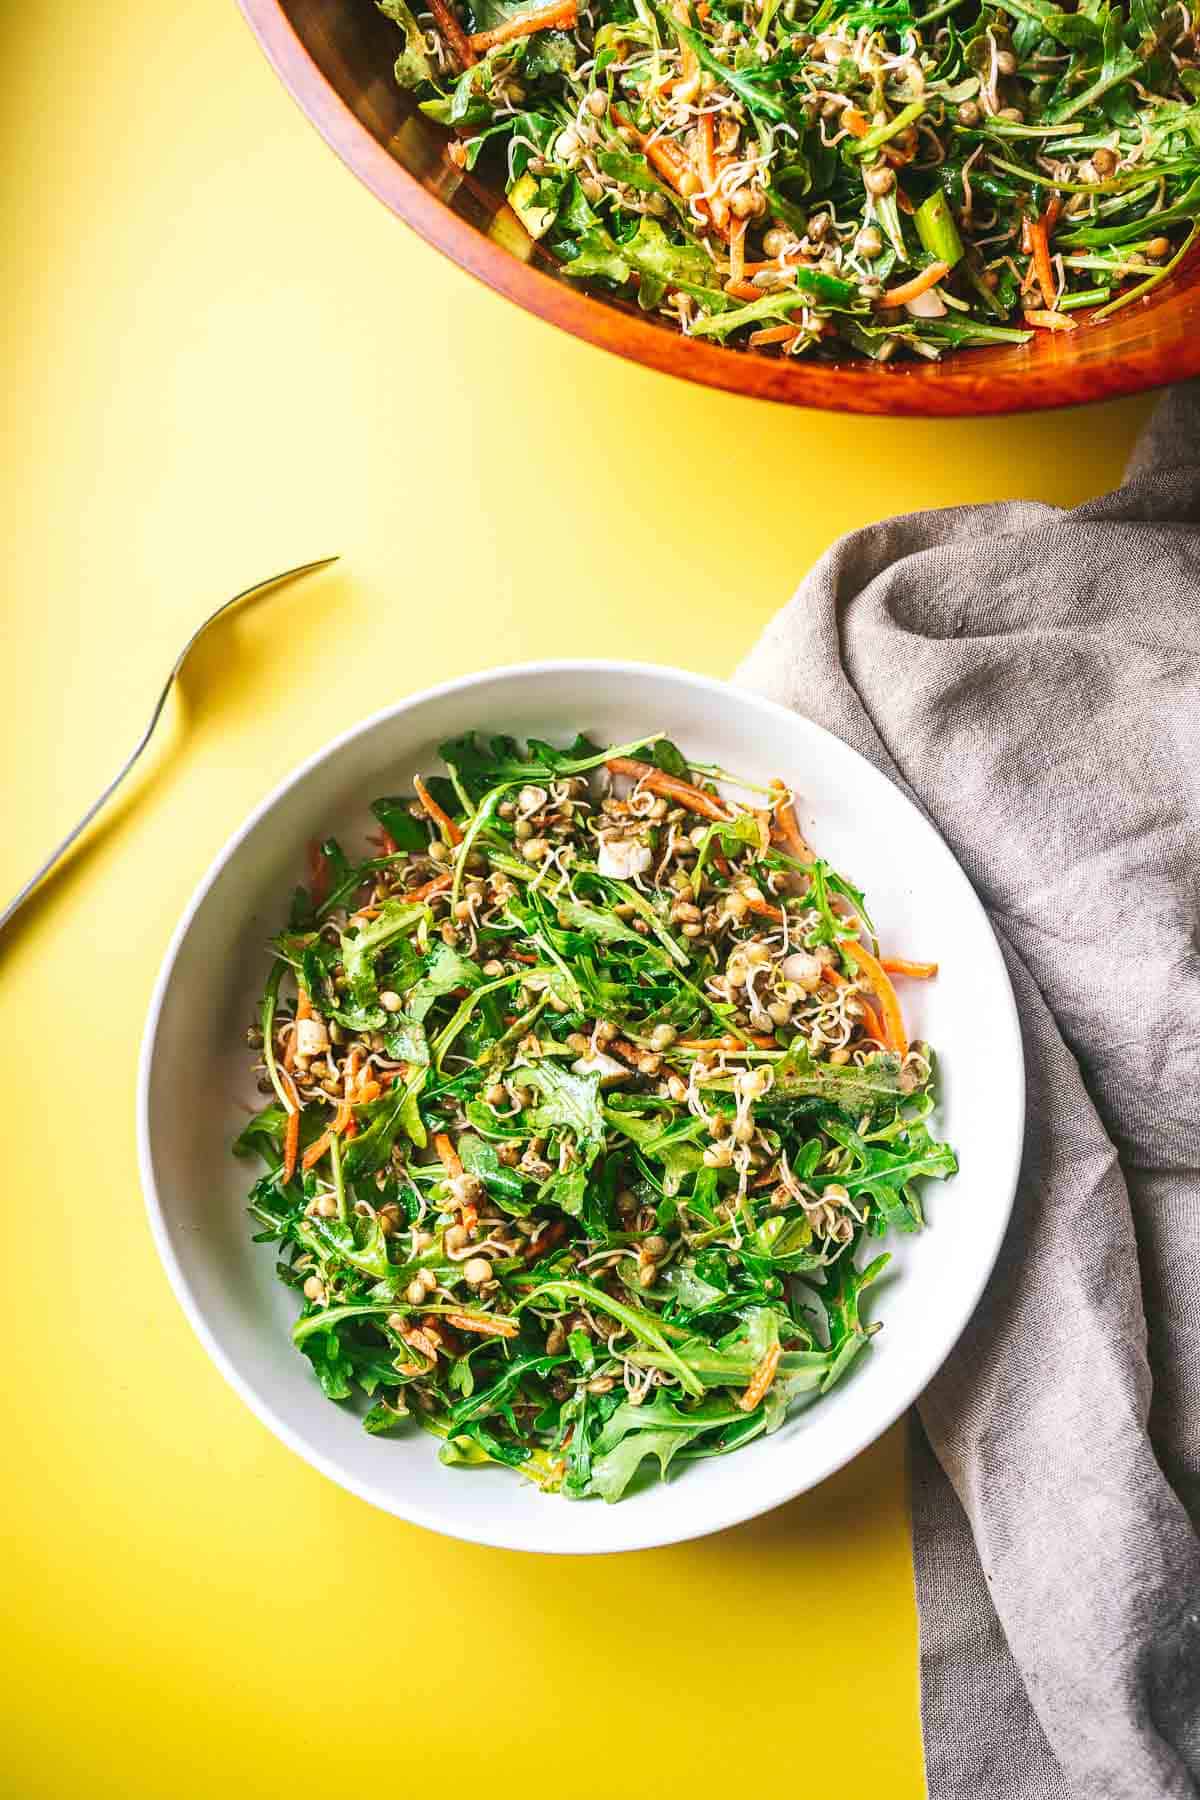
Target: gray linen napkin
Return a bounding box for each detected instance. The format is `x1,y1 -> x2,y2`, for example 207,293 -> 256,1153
736,383 -> 1200,1800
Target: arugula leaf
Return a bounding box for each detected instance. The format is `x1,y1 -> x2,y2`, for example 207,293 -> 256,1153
342,1068 -> 429,1175
518,1059 -> 605,1145
407,943 -> 483,1023
604,1101 -> 710,1193
233,1103 -> 286,1162
369,796 -> 430,852
338,900 -> 430,1028
770,1040 -> 914,1113
818,1114 -> 957,1232
377,0 -> 436,86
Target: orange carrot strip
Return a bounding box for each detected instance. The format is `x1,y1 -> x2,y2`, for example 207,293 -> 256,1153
671,0 -> 698,83
277,1066 -> 301,1114
414,774 -> 463,846
771,782 -> 814,862
605,756 -> 730,822
748,323 -> 799,347
468,0 -> 576,50
283,988 -> 312,1073
301,1131 -> 332,1173
282,1109 -> 301,1185
610,110 -> 718,228
1023,309 -> 1076,332
301,1100 -> 355,1171
738,1342 -> 782,1411
428,0 -> 478,65
677,1033 -> 777,1052
881,957 -> 939,979
724,278 -> 766,301
405,871 -> 453,904
744,894 -> 784,923
841,941 -> 908,1056
698,110 -> 717,194
434,1131 -> 464,1180
877,261 -> 949,308
729,217 -> 747,285
842,107 -> 871,138
443,1312 -> 521,1338
1028,213 -> 1057,309
307,842 -> 330,908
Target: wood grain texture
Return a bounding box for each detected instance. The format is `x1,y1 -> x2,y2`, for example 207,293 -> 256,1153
238,0 -> 1200,417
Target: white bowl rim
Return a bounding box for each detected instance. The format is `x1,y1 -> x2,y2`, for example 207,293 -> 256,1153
137,657 -> 1024,1554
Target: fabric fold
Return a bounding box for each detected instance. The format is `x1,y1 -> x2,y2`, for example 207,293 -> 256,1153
737,383 -> 1200,1800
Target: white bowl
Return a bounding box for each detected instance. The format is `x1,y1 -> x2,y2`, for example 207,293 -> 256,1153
138,661 -> 1023,1554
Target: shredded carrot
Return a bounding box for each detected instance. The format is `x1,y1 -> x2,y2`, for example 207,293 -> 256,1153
724,277 -> 767,301
877,261 -> 949,308
698,110 -> 717,196
379,828 -> 400,856
841,941 -> 908,1055
881,957 -> 939,979
748,323 -> 800,347
282,1109 -> 301,1185
434,1131 -> 464,1180
307,842 -> 330,909
301,1100 -> 354,1171
738,1342 -> 782,1411
677,1033 -> 777,1052
744,893 -> 784,923
443,1312 -> 521,1338
605,756 -> 730,822
671,0 -> 699,84
413,773 -> 463,846
277,1065 -> 301,1114
729,217 -> 747,285
610,110 -> 720,230
895,187 -> 915,215
468,0 -> 576,50
1028,212 -> 1057,309
856,999 -> 888,1044
842,107 -> 871,138
427,0 -> 477,65
771,781 -> 813,862
405,871 -> 453,905
283,988 -> 312,1073
1024,309 -> 1076,332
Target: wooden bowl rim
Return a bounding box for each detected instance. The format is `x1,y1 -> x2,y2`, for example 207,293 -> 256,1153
239,0 -> 1200,417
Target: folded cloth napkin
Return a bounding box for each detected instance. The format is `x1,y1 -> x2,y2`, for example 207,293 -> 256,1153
737,383 -> 1200,1800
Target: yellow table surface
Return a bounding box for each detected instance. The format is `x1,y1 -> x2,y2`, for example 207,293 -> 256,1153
1,3 -> 1154,1794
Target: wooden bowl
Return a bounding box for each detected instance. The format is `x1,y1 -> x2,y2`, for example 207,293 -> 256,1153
240,0 -> 1200,416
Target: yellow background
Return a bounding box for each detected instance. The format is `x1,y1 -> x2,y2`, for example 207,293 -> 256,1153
1,1 -> 1154,1793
